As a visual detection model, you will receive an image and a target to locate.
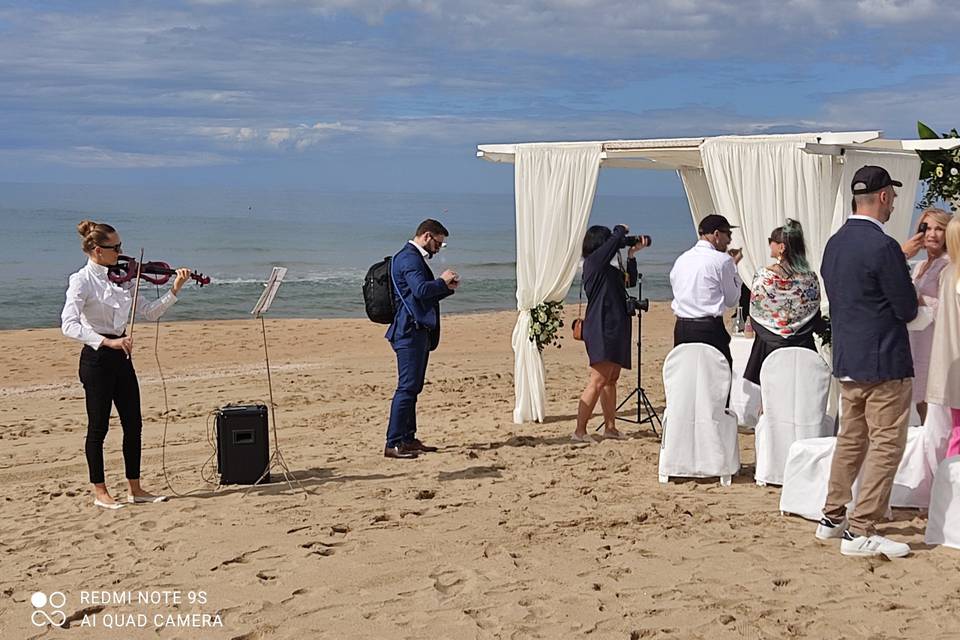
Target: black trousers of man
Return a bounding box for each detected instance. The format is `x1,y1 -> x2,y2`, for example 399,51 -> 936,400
673,316 -> 733,365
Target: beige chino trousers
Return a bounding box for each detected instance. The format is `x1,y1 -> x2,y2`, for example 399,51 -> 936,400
822,378 -> 912,536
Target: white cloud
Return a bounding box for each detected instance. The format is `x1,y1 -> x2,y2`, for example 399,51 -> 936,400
1,146 -> 237,168
194,121 -> 359,150
1,1 -> 958,179
183,0 -> 960,56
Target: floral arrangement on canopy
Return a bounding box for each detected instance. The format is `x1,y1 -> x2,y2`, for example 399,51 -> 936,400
917,121 -> 960,211
528,301 -> 564,352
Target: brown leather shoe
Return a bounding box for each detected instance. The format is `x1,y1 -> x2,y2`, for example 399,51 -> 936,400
404,438 -> 438,453
384,445 -> 418,459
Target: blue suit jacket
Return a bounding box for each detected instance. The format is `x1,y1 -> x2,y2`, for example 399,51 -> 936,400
821,218 -> 918,381
385,242 -> 454,350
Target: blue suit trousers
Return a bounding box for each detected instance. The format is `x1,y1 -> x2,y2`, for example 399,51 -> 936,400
385,328 -> 430,447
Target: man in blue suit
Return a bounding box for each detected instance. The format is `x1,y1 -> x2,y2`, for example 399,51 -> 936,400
814,166 -> 919,558
384,219 -> 459,459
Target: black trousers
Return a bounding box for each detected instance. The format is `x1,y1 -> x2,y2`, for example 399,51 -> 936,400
78,344 -> 143,484
673,316 -> 733,365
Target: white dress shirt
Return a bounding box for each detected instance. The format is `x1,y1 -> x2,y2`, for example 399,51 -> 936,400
407,240 -> 430,259
670,240 -> 743,318
61,259 -> 178,350
847,214 -> 885,231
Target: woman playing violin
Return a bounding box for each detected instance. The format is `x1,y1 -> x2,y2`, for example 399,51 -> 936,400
61,220 -> 192,510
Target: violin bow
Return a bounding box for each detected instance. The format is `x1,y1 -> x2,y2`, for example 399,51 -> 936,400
126,248 -> 145,359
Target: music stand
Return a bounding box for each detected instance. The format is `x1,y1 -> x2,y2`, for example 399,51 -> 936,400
247,267 -> 306,496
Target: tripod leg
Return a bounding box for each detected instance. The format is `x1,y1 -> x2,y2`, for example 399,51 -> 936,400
594,386 -> 639,431
638,388 -> 662,438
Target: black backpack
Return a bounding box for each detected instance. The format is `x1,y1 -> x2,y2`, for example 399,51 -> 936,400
363,257 -> 396,324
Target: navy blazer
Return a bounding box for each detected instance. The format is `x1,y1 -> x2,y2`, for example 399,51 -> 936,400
821,218 -> 918,382
385,242 -> 454,350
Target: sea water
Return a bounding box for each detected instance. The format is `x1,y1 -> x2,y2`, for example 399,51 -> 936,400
0,182 -> 696,330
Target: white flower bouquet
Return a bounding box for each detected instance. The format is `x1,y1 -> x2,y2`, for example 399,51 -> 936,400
528,301 -> 564,352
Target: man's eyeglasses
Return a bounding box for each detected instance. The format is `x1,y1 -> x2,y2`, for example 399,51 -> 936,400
98,243 -> 122,252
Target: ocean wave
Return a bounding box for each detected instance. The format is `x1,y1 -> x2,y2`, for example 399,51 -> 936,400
457,261 -> 516,268
210,273 -> 364,285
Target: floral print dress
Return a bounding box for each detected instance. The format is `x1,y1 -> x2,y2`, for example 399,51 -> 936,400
749,266 -> 821,337
742,265 -> 822,385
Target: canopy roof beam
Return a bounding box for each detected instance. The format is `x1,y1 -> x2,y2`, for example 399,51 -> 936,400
477,131 -> 885,170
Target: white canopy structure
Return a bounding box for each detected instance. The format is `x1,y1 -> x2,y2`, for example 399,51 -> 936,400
477,131 -> 960,424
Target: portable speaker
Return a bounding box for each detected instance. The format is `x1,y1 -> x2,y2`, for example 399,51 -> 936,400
216,404 -> 270,485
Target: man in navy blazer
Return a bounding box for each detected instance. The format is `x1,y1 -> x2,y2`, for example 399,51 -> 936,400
815,166 -> 919,558
384,219 -> 459,459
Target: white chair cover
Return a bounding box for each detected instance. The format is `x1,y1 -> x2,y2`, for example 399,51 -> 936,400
779,437 -> 845,520
729,335 -> 761,427
925,456 -> 960,550
754,348 -> 833,486
658,344 -> 741,485
780,404 -> 953,520
890,404 -> 953,508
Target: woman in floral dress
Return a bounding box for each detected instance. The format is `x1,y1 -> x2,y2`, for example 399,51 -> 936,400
743,219 -> 824,385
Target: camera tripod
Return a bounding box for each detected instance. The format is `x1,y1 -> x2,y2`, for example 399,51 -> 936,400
595,274 -> 662,438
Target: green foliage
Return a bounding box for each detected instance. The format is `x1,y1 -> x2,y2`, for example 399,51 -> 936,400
528,301 -> 564,352
916,121 -> 960,212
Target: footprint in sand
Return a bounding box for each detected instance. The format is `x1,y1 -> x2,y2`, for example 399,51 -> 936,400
428,566 -> 479,599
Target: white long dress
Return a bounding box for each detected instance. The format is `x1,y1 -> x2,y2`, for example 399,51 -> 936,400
926,267 -> 960,409
910,255 -> 950,403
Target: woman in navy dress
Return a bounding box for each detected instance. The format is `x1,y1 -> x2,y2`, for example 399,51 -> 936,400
573,224 -> 647,442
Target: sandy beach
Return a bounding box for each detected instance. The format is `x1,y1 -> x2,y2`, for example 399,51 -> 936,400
1,303 -> 958,639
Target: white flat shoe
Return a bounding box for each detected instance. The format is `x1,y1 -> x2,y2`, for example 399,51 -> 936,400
127,494 -> 168,504
602,431 -> 629,440
571,433 -> 595,444
94,499 -> 125,510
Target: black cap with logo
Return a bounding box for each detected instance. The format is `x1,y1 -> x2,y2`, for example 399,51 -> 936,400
851,165 -> 903,195
698,214 -> 738,235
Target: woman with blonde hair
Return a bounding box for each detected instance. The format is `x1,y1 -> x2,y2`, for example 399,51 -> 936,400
926,216 -> 960,456
61,220 -> 192,509
903,208 -> 952,423
926,217 -> 960,458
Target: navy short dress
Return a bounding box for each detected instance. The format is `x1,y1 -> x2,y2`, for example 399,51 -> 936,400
582,225 -> 637,369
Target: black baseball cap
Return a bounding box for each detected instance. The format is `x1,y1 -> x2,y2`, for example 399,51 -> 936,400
698,214 -> 738,235
851,165 -> 902,195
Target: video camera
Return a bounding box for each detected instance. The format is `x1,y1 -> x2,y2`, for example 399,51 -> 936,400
619,234 -> 652,249
625,295 -> 649,316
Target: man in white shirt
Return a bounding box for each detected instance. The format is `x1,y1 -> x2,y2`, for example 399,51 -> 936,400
669,214 -> 743,364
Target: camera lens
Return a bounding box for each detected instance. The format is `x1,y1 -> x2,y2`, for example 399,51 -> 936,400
621,234 -> 652,248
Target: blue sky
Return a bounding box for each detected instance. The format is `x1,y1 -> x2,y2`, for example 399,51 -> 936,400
2,0 -> 959,195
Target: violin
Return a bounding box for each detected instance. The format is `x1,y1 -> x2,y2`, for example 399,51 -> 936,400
108,255 -> 211,287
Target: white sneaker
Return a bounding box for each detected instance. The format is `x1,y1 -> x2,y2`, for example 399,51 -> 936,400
840,531 -> 911,558
814,516 -> 847,540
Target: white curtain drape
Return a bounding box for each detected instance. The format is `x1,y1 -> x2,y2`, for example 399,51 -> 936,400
832,149 -> 921,242
512,143 -> 602,423
699,136 -> 843,287
678,167 -> 716,226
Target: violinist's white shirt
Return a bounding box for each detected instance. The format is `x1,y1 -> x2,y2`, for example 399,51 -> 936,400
61,259 -> 178,350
